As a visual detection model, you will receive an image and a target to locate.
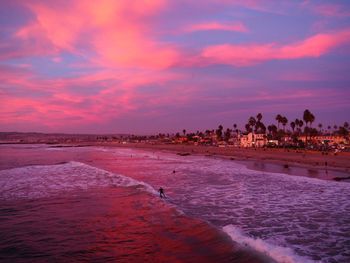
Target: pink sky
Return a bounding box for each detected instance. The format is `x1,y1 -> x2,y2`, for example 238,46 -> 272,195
0,0 -> 350,134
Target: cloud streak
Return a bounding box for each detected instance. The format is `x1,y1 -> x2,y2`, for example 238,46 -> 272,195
186,21 -> 248,33
1,0 -> 350,133
201,30 -> 350,66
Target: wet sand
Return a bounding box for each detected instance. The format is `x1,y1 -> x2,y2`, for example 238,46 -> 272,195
105,143 -> 350,181
3,142 -> 349,181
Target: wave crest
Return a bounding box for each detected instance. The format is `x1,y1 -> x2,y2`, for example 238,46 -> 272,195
222,225 -> 313,263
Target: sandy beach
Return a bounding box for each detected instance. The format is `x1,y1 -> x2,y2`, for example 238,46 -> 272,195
94,142 -> 350,181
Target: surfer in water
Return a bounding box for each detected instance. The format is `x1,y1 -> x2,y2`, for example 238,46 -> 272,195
159,187 -> 166,198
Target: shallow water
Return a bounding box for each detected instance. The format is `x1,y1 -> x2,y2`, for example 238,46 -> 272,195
1,144 -> 350,262
0,145 -> 263,263
0,185 -> 242,262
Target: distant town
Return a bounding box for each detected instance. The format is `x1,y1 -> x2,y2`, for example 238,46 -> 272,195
1,110 -> 349,152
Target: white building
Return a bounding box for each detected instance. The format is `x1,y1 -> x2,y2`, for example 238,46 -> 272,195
240,132 -> 267,147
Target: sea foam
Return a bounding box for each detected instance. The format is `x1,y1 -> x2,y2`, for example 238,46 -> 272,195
0,161 -> 157,200
223,225 -> 314,263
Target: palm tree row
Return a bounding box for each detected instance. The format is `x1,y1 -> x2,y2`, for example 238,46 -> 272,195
177,109 -> 349,143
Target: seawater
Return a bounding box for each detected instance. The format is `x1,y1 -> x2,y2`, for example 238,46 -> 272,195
1,145 -> 350,263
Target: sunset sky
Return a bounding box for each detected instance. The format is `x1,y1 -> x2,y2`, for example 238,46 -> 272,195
1,0 -> 350,134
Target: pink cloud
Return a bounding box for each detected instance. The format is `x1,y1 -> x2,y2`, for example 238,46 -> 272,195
0,63 -> 190,131
200,30 -> 350,66
14,0 -> 178,69
2,0 -> 350,133
186,21 -> 248,32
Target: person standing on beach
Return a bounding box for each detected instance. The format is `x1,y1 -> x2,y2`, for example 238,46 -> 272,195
159,187 -> 166,198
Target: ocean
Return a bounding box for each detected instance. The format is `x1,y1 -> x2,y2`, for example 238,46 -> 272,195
0,144 -> 349,262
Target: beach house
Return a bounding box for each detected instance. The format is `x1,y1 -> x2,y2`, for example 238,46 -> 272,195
298,135 -> 347,145
240,132 -> 267,148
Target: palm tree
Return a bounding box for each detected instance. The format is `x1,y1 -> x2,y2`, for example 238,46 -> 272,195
344,122 -> 349,129
309,113 -> 315,127
303,109 -> 315,127
303,109 -> 315,143
216,125 -> 223,141
276,114 -> 282,129
294,119 -> 300,133
182,129 -> 186,136
248,116 -> 256,128
281,116 -> 288,132
290,122 -> 296,133
268,124 -> 277,138
258,122 -> 267,134
303,109 -> 311,127
299,120 -> 304,128
297,120 -> 304,135
224,128 -> 231,142
256,113 -> 262,122
245,124 -> 252,133
268,125 -> 273,135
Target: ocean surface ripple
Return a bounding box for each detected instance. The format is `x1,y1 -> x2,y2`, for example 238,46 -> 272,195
0,145 -> 349,263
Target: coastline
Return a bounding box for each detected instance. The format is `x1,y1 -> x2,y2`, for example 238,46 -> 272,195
0,144 -> 272,263
1,143 -> 349,262
2,142 -> 350,180
91,142 -> 350,181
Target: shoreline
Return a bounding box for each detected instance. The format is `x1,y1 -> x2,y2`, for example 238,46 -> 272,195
92,142 -> 350,181
1,142 -> 349,262
2,142 -> 350,181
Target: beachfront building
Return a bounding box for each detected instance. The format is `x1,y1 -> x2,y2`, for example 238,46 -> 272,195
240,132 -> 267,148
174,136 -> 188,144
298,135 -> 348,145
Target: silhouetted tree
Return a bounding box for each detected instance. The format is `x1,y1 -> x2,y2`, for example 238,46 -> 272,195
224,128 -> 231,142
303,109 -> 315,127
281,116 -> 288,132
258,122 -> 266,134
245,123 -> 252,133
338,126 -> 349,136
256,113 -> 262,122
276,114 -> 282,129
303,109 -> 315,143
216,125 -> 223,141
248,116 -> 256,128
268,124 -> 277,139
290,122 -> 296,133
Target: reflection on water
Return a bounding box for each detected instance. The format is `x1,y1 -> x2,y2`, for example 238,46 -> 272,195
1,145 -> 350,263
0,159 -> 264,263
